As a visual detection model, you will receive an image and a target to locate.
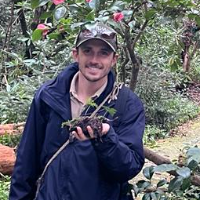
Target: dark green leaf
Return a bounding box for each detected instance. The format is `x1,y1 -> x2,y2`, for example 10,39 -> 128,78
40,12 -> 52,20
137,180 -> 151,190
150,192 -> 158,200
31,0 -> 39,9
181,178 -> 191,191
157,179 -> 167,187
32,29 -> 42,41
54,6 -> 67,21
145,9 -> 156,20
168,176 -> 183,193
187,159 -> 199,170
143,166 -> 154,180
188,13 -> 198,20
142,193 -> 151,200
176,167 -> 191,179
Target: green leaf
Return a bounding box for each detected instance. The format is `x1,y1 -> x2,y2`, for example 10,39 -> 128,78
54,6 -> 67,21
181,178 -> 191,191
154,164 -> 177,173
86,10 -> 95,21
122,10 -> 133,17
86,98 -> 98,108
176,167 -> 191,179
150,192 -> 158,200
102,106 -> 116,116
31,0 -> 39,9
48,33 -> 61,40
137,180 -> 151,190
195,16 -> 200,27
108,1 -> 125,12
157,179 -> 167,187
168,176 -> 183,193
142,193 -> 151,200
187,147 -> 200,163
188,13 -> 198,20
143,166 -> 154,180
40,12 -> 52,20
187,159 -> 199,170
32,29 -> 43,41
145,9 -> 156,20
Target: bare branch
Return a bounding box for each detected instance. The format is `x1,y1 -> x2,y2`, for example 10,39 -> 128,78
132,20 -> 148,49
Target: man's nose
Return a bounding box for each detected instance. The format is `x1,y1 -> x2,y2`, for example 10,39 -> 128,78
90,54 -> 99,64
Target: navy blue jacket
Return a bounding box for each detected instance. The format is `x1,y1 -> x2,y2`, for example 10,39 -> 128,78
9,63 -> 145,200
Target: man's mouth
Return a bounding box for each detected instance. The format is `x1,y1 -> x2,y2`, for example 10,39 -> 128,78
86,65 -> 102,69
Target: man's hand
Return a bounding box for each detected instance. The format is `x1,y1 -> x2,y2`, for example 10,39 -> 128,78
73,123 -> 110,141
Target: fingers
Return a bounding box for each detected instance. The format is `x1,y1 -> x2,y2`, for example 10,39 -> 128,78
102,123 -> 110,135
87,126 -> 94,138
73,123 -> 110,141
73,127 -> 88,141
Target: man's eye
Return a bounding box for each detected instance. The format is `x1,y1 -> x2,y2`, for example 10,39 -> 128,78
83,49 -> 91,54
101,51 -> 109,56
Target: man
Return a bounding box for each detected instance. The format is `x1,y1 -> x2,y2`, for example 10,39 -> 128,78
9,22 -> 145,200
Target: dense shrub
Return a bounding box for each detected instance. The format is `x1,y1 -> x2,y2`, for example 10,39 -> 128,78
0,175 -> 10,200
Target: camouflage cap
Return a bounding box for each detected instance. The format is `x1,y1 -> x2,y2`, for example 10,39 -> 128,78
75,22 -> 118,52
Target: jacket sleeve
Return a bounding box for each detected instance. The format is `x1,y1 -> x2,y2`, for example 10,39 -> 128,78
93,91 -> 145,182
9,91 -> 47,200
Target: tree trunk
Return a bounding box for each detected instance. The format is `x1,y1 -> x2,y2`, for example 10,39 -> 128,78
0,144 -> 16,175
129,63 -> 140,91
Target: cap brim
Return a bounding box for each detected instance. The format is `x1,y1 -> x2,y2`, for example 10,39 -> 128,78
76,37 -> 116,52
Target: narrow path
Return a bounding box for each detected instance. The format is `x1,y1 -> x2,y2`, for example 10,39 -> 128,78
148,115 -> 200,161
132,115 -> 200,199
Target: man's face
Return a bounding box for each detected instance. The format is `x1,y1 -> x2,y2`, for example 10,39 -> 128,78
72,39 -> 117,83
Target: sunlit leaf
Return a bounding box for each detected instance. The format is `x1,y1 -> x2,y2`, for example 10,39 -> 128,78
32,29 -> 43,41
154,164 -> 177,173
54,6 -> 67,21
176,167 -> 191,179
39,0 -> 50,7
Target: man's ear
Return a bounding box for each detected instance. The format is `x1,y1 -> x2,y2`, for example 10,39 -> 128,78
72,48 -> 78,62
111,53 -> 118,67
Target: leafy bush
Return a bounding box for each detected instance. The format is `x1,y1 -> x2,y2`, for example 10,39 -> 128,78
143,125 -> 167,145
0,72 -> 56,124
0,175 -> 10,200
0,134 -> 21,148
132,147 -> 200,200
136,66 -> 200,131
